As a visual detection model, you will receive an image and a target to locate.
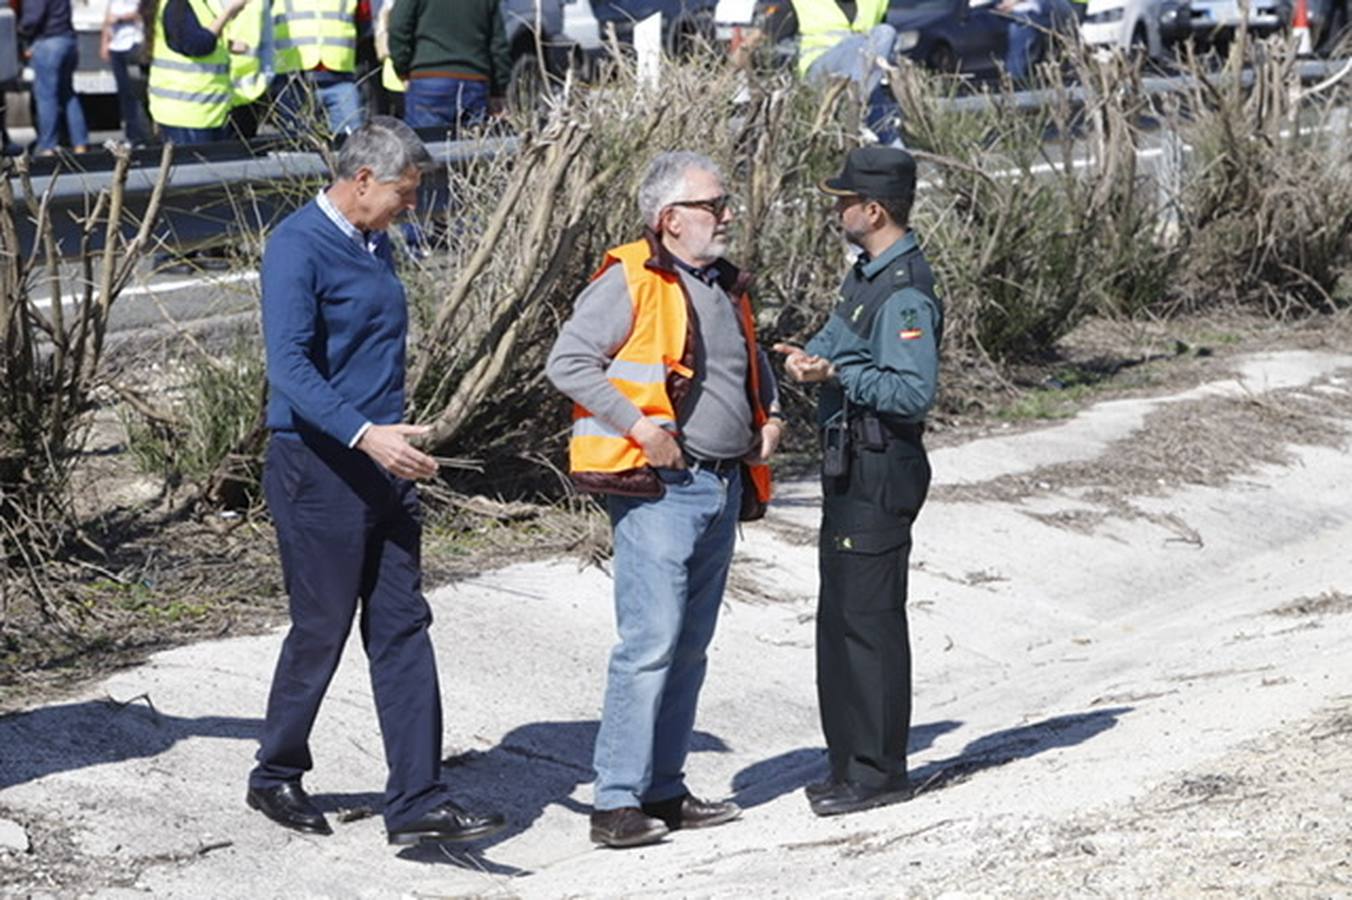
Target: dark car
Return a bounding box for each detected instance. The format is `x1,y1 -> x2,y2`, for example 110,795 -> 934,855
886,0 -> 1079,77
1307,0 -> 1351,52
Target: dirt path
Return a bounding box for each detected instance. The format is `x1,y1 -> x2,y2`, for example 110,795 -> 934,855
3,349 -> 1351,898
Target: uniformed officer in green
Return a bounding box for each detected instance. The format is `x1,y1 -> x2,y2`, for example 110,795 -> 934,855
775,145 -> 941,818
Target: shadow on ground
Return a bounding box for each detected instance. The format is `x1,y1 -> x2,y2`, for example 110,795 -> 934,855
727,706 -> 1133,810
910,706 -> 1134,794
395,719 -> 729,873
729,719 -> 962,810
0,698 -> 258,790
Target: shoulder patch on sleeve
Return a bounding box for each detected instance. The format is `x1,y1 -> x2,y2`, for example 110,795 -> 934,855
898,306 -> 923,340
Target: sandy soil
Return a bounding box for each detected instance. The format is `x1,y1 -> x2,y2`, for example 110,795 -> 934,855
2,348 -> 1351,899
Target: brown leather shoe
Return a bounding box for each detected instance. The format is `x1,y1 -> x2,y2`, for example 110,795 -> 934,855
589,807 -> 669,848
641,793 -> 741,831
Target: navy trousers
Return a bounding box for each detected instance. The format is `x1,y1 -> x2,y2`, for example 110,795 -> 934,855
249,434 -> 452,830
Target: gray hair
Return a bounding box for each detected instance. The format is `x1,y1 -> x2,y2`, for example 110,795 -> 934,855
638,151 -> 725,230
334,116 -> 434,182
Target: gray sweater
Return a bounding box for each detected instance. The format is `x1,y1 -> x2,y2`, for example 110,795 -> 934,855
546,264 -> 777,462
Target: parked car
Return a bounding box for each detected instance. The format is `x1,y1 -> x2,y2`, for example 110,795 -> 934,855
1178,0 -> 1289,46
1080,0 -> 1192,58
1308,0 -> 1351,52
502,0 -> 718,100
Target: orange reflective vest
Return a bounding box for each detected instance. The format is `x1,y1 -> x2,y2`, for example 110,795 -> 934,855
568,237 -> 773,518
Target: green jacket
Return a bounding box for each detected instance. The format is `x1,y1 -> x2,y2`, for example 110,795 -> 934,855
805,232 -> 943,425
387,0 -> 511,95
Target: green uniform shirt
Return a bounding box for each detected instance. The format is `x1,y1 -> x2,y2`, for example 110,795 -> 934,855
805,232 -> 943,426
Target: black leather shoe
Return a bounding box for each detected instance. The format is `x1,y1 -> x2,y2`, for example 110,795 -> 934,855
804,778 -> 841,802
246,783 -> 333,836
809,779 -> 913,817
387,800 -> 507,846
589,807 -> 669,848
641,793 -> 741,831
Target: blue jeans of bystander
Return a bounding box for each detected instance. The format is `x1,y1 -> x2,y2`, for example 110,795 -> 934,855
31,34 -> 88,152
159,124 -> 229,145
272,71 -> 365,135
402,76 -> 487,135
592,466 -> 742,812
108,47 -> 152,145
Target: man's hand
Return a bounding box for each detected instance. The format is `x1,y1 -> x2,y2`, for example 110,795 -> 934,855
357,424 -> 439,480
773,342 -> 835,383
744,418 -> 783,465
488,96 -> 506,117
630,416 -> 685,469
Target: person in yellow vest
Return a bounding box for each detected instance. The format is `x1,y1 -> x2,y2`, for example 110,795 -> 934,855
546,151 -> 783,849
270,0 -> 366,135
791,0 -> 904,145
373,0 -> 406,117
148,0 -> 254,143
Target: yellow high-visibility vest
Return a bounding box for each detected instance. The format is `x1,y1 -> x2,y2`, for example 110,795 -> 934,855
227,0 -> 268,106
791,0 -> 890,76
148,0 -> 232,129
382,57 -> 406,93
272,0 -> 358,74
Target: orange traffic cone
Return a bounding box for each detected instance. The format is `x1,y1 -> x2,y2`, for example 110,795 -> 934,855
1292,0 -> 1313,55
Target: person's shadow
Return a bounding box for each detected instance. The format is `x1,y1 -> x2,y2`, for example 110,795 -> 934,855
395,719 -> 730,874
728,719 -> 963,809
908,706 -> 1133,795
728,706 -> 1133,807
0,696 -> 259,790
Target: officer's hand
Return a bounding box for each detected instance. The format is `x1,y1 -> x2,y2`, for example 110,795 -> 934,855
744,418 -> 783,464
630,416 -> 685,469
793,356 -> 835,383
357,424 -> 439,480
773,342 -> 833,383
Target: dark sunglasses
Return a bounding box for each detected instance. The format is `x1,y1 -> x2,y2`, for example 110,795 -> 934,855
669,194 -> 734,218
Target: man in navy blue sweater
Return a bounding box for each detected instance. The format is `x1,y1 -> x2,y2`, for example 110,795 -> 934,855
247,116 -> 506,847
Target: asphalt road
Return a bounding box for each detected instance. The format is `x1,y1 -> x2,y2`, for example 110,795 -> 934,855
31,262 -> 260,339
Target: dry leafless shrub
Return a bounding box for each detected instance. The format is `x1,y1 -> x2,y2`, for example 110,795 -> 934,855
894,45 -> 1172,371
1166,36 -> 1352,315
1,145 -> 174,622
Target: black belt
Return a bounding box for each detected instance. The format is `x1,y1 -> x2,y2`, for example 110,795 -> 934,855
848,414 -> 925,448
683,453 -> 742,474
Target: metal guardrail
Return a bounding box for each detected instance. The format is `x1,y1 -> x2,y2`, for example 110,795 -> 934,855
5,135 -> 519,259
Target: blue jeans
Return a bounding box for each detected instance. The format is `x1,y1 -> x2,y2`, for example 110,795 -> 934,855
109,47 -> 151,145
593,466 -> 743,811
403,75 -> 487,135
272,71 -> 365,135
805,25 -> 903,146
159,124 -> 229,145
31,34 -> 88,152
1006,13 -> 1051,83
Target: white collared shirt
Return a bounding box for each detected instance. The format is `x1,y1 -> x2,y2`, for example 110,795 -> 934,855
316,190 -> 380,256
